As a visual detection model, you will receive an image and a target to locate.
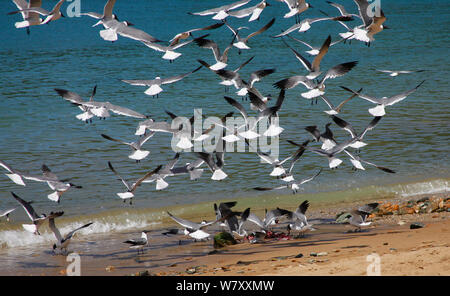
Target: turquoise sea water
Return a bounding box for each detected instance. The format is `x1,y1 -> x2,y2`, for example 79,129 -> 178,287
0,0 -> 449,248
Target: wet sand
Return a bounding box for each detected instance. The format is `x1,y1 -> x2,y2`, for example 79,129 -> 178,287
1,193 -> 449,276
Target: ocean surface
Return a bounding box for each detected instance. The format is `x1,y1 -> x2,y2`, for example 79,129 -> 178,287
0,0 -> 449,251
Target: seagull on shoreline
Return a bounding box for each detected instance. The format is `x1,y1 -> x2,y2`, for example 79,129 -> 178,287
345,203 -> 379,231
188,0 -> 251,21
101,132 -> 155,162
9,0 -> 65,25
49,217 -> 93,255
11,192 -> 64,235
107,162 -> 162,204
340,80 -> 425,116
286,200 -> 315,236
124,231 -> 150,254
122,66 -> 202,97
166,211 -> 222,241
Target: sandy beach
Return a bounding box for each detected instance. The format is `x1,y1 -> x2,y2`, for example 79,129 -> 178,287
1,192 -> 448,276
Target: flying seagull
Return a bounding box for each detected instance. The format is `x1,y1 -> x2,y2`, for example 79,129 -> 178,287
188,0 -> 251,21
101,132 -> 155,162
272,15 -> 352,37
227,0 -> 271,22
340,80 -> 425,116
107,162 -> 162,204
11,192 -> 64,235
122,66 -> 202,97
319,88 -> 361,115
169,22 -> 224,46
254,169 -> 321,194
193,34 -> 235,71
9,0 -> 43,34
225,17 -> 275,51
285,34 -> 345,56
376,69 -> 426,77
8,0 -> 65,25
0,207 -> 17,222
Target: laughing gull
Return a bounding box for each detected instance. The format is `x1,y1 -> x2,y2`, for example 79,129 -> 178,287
9,0 -> 65,25
169,158 -> 205,181
9,0 -> 43,34
286,200 -> 316,236
21,164 -> 82,203
214,201 -> 242,234
141,153 -> 180,190
0,207 -> 17,222
345,203 -> 379,231
343,150 -> 396,173
169,22 -> 224,46
340,80 -> 425,116
223,96 -> 260,139
107,162 -> 162,204
193,35 -> 235,71
273,16 -> 352,37
124,231 -> 150,254
49,217 -> 93,255
304,124 -> 336,151
122,66 -> 202,97
282,35 -> 332,79
0,160 -> 29,186
166,211 -> 222,241
274,61 -> 358,100
232,207 -> 252,239
319,88 -> 361,115
101,132 -> 155,162
376,69 -> 426,77
80,0 -> 116,25
55,87 -> 148,120
141,37 -> 199,62
196,151 -> 227,181
274,0 -> 312,23
188,0 -> 251,20
227,0 -> 270,22
247,89 -> 285,137
338,1 -> 388,46
254,169 -> 321,194
225,17 -> 275,51
11,192 -> 64,235
136,118 -> 193,150
325,1 -> 361,18
330,115 -> 382,150
278,140 -> 310,182
285,34 -> 345,56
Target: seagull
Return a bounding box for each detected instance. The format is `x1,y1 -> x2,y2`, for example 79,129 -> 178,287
232,207 -> 252,239
0,207 -> 17,222
262,207 -> 293,229
225,17 -> 275,51
345,203 -> 379,231
286,200 -> 315,236
274,0 -> 312,23
0,160 -> 29,186
248,89 -> 285,137
343,150 -> 396,173
107,162 -> 162,205
11,192 -> 64,235
274,61 -> 358,100
9,0 -> 43,34
101,132 -> 155,162
227,0 -> 271,22
21,164 -> 82,203
193,34 -> 235,71
272,16 -> 352,37
121,66 -> 202,97
8,0 -> 65,25
254,169 -> 321,194
169,22 -> 224,47
223,96 -> 260,139
330,115 -> 382,150
340,80 -> 425,116
141,37 -> 198,62
277,140 -> 310,182
318,88 -> 361,115
166,211 -> 221,241
214,202 -> 241,234
199,60 -> 274,97
285,34 -> 345,56
136,119 -> 193,150
49,217 -> 93,255
169,159 -> 205,181
81,0 -> 162,44
302,124 -> 336,151
338,1 -> 388,46
141,153 -> 180,190
54,87 -> 148,120
281,35 -> 331,79
376,69 -> 426,77
196,151 -> 227,181
325,1 -> 361,19
123,231 -> 150,254
188,0 -> 251,21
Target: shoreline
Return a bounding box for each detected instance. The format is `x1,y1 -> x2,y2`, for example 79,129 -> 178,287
0,191 -> 448,276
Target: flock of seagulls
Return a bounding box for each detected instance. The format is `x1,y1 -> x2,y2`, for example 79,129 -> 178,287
2,0 -> 427,256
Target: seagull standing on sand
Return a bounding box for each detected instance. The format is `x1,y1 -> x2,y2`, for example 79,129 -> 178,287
107,162 -> 162,204
11,192 -> 64,235
123,231 -> 150,254
49,217 -> 93,255
340,81 -> 425,116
